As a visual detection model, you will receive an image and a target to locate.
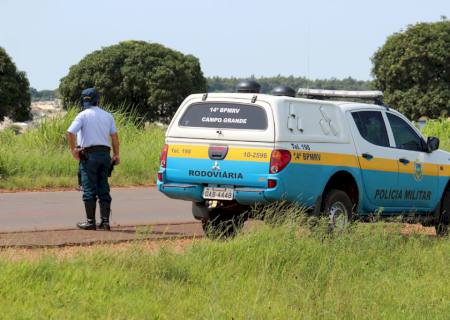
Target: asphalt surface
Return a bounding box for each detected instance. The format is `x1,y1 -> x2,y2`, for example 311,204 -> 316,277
0,188 -> 437,248
0,187 -> 194,232
0,222 -> 203,248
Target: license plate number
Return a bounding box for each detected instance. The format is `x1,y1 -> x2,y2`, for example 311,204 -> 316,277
202,187 -> 234,200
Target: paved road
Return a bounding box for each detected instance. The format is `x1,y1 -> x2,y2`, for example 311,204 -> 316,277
0,223 -> 203,247
0,187 -> 194,232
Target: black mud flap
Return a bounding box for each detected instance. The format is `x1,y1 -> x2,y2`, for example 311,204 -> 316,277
192,202 -> 210,221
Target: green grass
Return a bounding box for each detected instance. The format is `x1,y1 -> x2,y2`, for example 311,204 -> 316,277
0,107 -> 165,190
0,223 -> 449,319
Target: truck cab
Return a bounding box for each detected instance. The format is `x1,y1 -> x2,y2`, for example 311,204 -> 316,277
157,82 -> 450,238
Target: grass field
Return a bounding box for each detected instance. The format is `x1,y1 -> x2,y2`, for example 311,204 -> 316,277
1,114 -> 449,318
0,108 -> 165,190
0,222 -> 449,319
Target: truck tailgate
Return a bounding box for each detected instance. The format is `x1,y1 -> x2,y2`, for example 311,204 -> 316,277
165,142 -> 273,188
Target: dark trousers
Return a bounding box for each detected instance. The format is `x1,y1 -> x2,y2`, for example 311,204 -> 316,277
77,163 -> 82,188
80,151 -> 112,203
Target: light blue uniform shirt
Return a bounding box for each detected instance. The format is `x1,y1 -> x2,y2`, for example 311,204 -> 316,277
67,107 -> 117,148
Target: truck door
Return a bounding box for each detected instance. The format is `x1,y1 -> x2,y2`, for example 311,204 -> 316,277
349,110 -> 400,208
385,112 -> 439,210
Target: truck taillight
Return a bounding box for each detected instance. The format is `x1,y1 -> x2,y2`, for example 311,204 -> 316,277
160,144 -> 169,168
269,149 -> 291,173
268,179 -> 277,188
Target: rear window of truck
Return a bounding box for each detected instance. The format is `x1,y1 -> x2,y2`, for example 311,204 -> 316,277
179,102 -> 268,130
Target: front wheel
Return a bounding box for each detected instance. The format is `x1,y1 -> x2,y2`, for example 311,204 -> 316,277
201,208 -> 245,240
322,189 -> 353,233
435,189 -> 450,237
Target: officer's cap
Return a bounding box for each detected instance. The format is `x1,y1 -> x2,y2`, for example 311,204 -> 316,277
81,88 -> 99,108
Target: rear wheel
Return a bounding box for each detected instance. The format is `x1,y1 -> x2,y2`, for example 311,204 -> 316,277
202,208 -> 246,239
322,189 -> 353,233
435,189 -> 450,237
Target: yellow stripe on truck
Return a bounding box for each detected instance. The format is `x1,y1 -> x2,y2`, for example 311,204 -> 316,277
167,144 -> 449,177
358,156 -> 398,173
291,151 -> 360,168
227,148 -> 271,162
439,164 -> 450,176
167,144 -> 271,162
423,163 -> 439,176
168,145 -> 208,159
398,162 -> 439,176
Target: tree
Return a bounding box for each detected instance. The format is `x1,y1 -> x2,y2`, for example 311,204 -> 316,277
59,41 -> 207,122
30,88 -> 58,101
0,47 -> 31,121
372,20 -> 450,119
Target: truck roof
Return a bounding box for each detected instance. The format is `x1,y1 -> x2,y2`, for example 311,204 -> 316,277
168,92 -> 406,144
194,92 -> 390,112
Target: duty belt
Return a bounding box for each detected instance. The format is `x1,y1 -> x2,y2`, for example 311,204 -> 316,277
83,145 -> 111,153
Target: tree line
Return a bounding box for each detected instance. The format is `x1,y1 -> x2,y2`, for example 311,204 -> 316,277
29,75 -> 373,102
30,88 -> 58,102
207,76 -> 373,93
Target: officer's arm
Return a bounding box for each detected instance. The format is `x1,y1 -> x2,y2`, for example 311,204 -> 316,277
67,114 -> 83,160
111,133 -> 120,164
67,132 -> 80,160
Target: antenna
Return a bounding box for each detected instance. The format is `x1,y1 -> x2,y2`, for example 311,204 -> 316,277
306,23 -> 311,90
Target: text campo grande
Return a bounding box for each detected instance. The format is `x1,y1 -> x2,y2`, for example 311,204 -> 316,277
201,117 -> 247,124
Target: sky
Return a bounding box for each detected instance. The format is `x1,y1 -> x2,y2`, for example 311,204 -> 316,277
0,0 -> 448,90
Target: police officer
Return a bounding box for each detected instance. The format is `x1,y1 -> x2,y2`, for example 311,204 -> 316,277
67,88 -> 120,230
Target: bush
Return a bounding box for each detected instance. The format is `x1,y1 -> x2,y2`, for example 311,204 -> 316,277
0,47 -> 31,121
372,20 -> 450,119
59,41 -> 207,122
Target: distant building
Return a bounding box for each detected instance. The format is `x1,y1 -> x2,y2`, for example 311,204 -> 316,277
417,116 -> 429,129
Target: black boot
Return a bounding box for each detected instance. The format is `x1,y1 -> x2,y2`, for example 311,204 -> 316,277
77,201 -> 96,230
98,201 -> 111,231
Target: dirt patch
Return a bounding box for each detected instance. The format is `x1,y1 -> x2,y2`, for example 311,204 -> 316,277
0,238 -> 197,261
0,221 -> 438,262
0,185 -> 156,193
400,223 -> 436,236
0,223 -> 203,248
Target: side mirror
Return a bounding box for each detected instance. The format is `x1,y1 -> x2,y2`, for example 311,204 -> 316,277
427,136 -> 440,152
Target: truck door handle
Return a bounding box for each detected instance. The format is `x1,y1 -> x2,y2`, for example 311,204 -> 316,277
399,158 -> 410,165
362,153 -> 373,160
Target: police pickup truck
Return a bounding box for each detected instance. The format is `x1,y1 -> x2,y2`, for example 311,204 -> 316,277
157,81 -> 450,238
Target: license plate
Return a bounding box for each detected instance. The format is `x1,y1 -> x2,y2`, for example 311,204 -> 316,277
202,187 -> 234,200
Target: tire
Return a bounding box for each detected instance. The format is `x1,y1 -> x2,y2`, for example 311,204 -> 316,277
435,189 -> 450,237
322,189 -> 353,233
201,208 -> 245,240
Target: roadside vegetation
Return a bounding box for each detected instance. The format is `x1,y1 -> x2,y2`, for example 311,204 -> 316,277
0,218 -> 448,319
422,118 -> 450,151
0,46 -> 31,122
0,107 -> 165,190
1,109 -> 450,190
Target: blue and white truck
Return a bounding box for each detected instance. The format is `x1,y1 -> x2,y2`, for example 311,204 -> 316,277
157,82 -> 449,238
